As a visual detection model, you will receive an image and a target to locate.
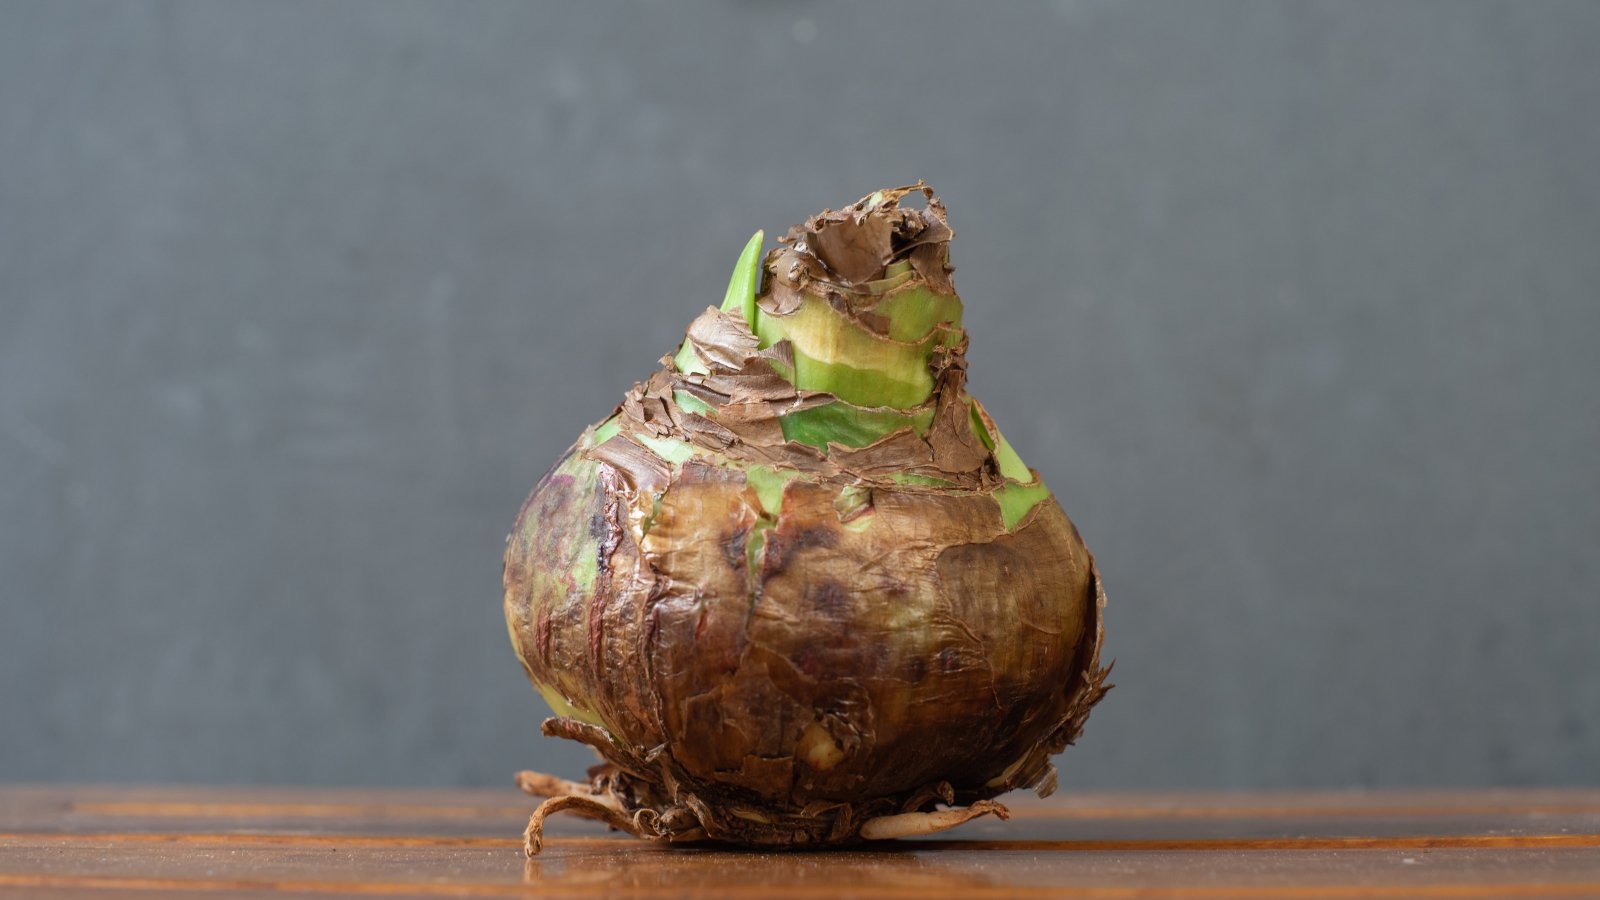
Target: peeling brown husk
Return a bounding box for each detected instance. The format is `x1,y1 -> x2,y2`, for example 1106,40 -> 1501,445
504,185 -> 1111,854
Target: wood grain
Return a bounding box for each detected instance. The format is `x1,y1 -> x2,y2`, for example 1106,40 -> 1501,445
2,786 -> 1597,897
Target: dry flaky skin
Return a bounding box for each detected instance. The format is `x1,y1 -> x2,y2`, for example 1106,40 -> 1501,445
504,185 -> 1111,855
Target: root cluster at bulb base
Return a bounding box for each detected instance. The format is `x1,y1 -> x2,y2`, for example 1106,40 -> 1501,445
515,754 -> 1015,856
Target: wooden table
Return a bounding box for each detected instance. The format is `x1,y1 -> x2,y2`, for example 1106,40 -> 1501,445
1,785 -> 1597,897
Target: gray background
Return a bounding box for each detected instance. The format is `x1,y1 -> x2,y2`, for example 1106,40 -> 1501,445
3,0 -> 1597,790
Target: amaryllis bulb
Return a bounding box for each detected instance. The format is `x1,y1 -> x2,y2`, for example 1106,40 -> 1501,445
504,186 -> 1110,854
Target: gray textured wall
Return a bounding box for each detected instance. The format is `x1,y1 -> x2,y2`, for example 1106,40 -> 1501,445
3,0 -> 1597,790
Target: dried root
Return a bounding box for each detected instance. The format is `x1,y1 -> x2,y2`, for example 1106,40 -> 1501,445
516,769 -> 658,856
859,800 -> 1010,841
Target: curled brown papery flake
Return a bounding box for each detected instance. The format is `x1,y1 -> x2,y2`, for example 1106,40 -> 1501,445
781,184 -> 957,300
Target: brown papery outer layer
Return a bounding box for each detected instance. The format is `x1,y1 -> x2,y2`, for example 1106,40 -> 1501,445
504,185 -> 1110,847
